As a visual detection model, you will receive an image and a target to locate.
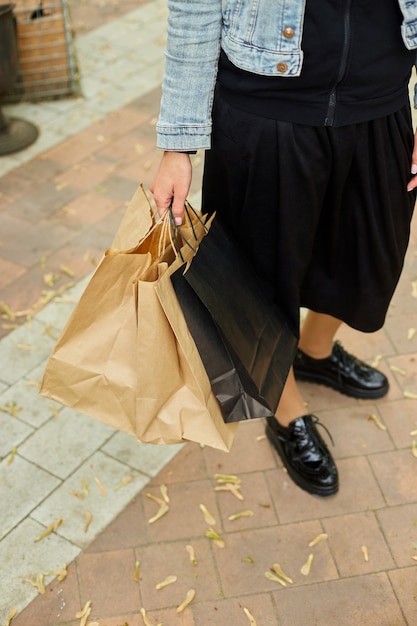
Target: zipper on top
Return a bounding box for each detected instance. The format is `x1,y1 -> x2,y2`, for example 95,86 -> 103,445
325,0 -> 352,126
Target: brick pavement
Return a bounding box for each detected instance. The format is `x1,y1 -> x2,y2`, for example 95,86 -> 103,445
1,1 -> 417,625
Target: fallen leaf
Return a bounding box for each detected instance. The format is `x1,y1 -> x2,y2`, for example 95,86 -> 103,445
411,280 -> 417,298
60,265 -> 75,277
147,500 -> 169,524
23,574 -> 45,594
256,434 -> 266,441
264,571 -> 287,586
389,365 -> 407,376
5,607 -> 17,626
76,600 -> 92,626
133,560 -> 140,581
0,302 -> 16,320
16,343 -> 33,351
300,553 -> 314,576
176,588 -> 196,613
200,503 -> 216,525
84,512 -> 93,533
6,447 -> 17,465
49,403 -> 60,417
155,574 -> 177,589
412,441 -> 417,459
81,478 -> 89,496
408,328 -> 416,341
68,489 -> 85,500
53,564 -> 68,582
367,413 -> 387,430
140,607 -> 162,626
94,476 -> 107,496
410,429 -> 417,436
34,518 -> 64,542
214,473 -> 241,484
308,533 -> 328,547
186,544 -> 197,565
160,484 -> 170,503
371,354 -> 382,368
205,527 -> 225,548
271,563 -> 294,584
113,476 -> 133,491
43,273 -> 60,287
214,484 -> 244,500
242,556 -> 255,563
361,545 -> 369,562
228,510 -> 254,521
243,607 -> 258,625
404,391 -> 417,400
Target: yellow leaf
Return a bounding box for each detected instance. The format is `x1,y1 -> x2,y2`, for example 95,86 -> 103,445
205,528 -> 225,548
200,503 -> 216,525
133,560 -> 140,582
410,429 -> 417,436
411,280 -> 417,298
214,484 -> 244,500
264,571 -> 287,586
6,447 -> 17,465
371,354 -> 382,368
68,489 -> 85,500
408,327 -> 416,341
34,518 -> 64,542
5,608 -> 17,626
81,478 -> 89,496
214,473 -> 241,484
16,343 -> 33,351
76,600 -> 92,626
367,413 -> 387,430
160,484 -> 170,503
24,574 -> 45,594
186,544 -> 197,565
228,510 -> 254,521
147,501 -> 169,524
94,476 -> 107,496
243,607 -> 258,625
412,441 -> 417,459
176,588 -> 196,613
113,476 -> 133,491
140,607 -> 157,626
60,265 -> 75,277
155,575 -> 177,589
0,401 -> 22,417
308,533 -> 328,547
300,553 -> 314,576
271,563 -> 294,584
84,512 -> 93,533
361,545 -> 369,562
404,391 -> 417,400
389,365 -> 407,376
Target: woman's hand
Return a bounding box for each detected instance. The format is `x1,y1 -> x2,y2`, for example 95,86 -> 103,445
407,129 -> 417,192
150,151 -> 192,224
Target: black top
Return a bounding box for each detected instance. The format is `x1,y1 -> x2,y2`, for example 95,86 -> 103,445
217,0 -> 416,126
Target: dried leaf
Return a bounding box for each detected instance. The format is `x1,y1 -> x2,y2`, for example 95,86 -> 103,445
113,476 -> 133,491
242,556 -> 255,563
228,510 -> 254,521
411,280 -> 417,298
186,544 -> 197,565
160,484 -> 170,503
1,401 -> 22,417
24,574 -> 45,594
176,588 -> 196,613
133,560 -> 140,582
84,512 -> 93,533
140,607 -> 162,626
214,473 -> 241,484
53,564 -> 68,582
2,323 -> 19,330
371,354 -> 382,368
155,574 -> 177,589
60,265 -> 75,277
412,556 -> 417,561
243,607 -> 258,625
94,476 -> 107,496
271,563 -> 294,584
0,302 -> 16,320
389,365 -> 407,376
76,600 -> 92,626
412,440 -> 417,459
146,492 -> 165,506
256,434 -> 266,441
5,608 -> 17,626
408,328 -> 416,341
34,518 -> 64,542
404,391 -> 417,400
147,501 -> 169,524
264,571 -> 287,586
367,413 -> 387,430
16,343 -> 33,351
200,503 -> 216,525
68,489 -> 85,500
6,447 -> 17,465
43,273 -> 60,287
205,527 -> 225,548
308,533 -> 328,547
410,429 -> 417,436
361,545 -> 369,562
300,553 -> 314,576
214,484 -> 244,500
81,478 -> 89,496
49,403 -> 60,417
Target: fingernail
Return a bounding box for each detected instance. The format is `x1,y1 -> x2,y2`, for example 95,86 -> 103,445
175,217 -> 182,226
411,164 -> 417,175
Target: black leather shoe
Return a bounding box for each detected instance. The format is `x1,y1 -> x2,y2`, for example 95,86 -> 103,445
265,414 -> 338,497
293,341 -> 389,399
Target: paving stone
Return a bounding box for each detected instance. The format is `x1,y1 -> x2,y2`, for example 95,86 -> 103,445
185,594 -> 278,626
377,503 -> 417,567
0,518 -> 80,625
0,411 -> 34,459
0,378 -> 60,428
0,456 -> 60,540
378,398 -> 417,448
369,449 -> 417,505
388,567 -> 417,626
31,450 -> 150,548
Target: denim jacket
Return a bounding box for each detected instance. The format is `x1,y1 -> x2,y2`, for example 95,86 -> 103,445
156,0 -> 417,151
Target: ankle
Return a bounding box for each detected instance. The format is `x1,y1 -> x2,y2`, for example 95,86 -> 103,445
298,342 -> 333,360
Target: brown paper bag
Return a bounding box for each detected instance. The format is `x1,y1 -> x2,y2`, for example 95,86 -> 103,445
40,186 -> 237,451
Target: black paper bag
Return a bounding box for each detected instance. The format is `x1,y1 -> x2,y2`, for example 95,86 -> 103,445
182,217 -> 298,416
171,268 -> 273,422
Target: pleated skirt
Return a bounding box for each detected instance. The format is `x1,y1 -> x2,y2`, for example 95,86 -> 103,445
202,93 -> 416,336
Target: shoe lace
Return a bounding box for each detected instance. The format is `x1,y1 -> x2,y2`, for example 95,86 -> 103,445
310,415 -> 335,447
333,340 -> 358,375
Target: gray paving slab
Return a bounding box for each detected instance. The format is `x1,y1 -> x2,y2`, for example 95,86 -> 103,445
0,518 -> 80,619
0,378 -> 59,429
0,456 -> 61,540
31,450 -> 151,549
0,412 -> 33,458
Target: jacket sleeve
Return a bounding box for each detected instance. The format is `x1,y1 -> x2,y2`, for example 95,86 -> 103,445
156,0 -> 222,151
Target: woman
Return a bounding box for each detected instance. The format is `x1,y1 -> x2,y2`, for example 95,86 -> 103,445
151,0 -> 417,497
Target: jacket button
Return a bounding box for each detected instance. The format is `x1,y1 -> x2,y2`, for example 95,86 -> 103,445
277,62 -> 288,73
283,27 -> 295,39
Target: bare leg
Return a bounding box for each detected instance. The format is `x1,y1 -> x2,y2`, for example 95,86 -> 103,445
298,311 -> 343,359
274,311 -> 343,426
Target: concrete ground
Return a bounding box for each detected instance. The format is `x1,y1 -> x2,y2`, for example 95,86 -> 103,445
1,1 -> 417,624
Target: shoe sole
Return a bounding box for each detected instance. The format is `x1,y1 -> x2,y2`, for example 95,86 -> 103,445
294,371 -> 389,400
265,425 -> 339,497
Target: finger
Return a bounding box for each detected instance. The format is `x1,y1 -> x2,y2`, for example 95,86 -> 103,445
407,174 -> 417,192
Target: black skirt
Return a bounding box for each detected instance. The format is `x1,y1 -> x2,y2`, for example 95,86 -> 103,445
202,93 -> 416,336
